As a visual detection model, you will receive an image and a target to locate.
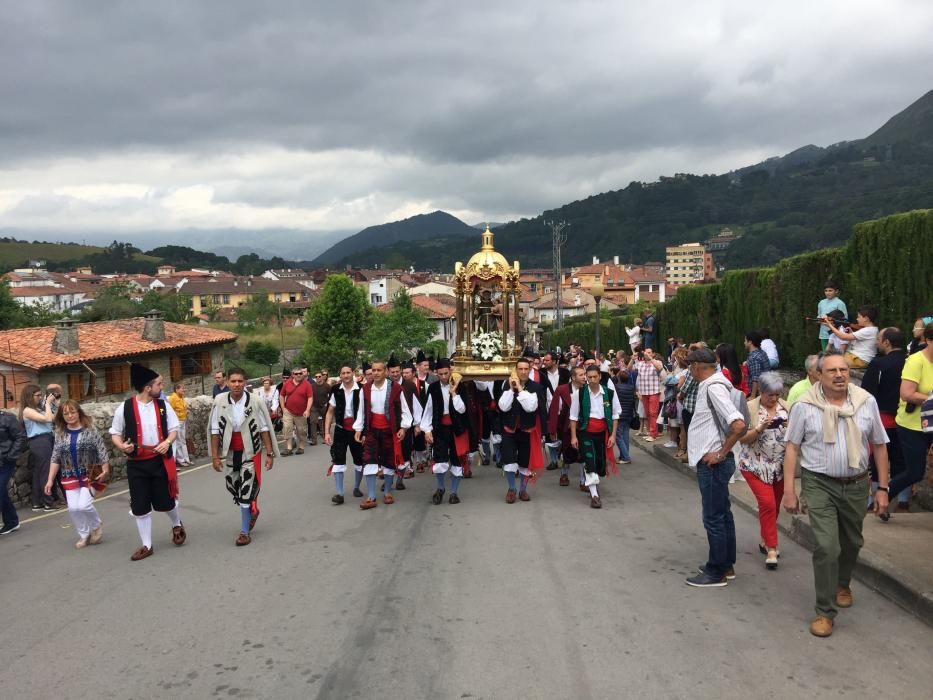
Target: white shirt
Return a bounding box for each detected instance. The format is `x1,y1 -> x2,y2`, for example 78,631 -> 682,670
353,380 -> 413,431
498,385 -> 538,413
210,392 -> 270,434
569,385 -> 622,422
848,326 -> 879,364
110,397 -> 180,446
420,384 -> 466,433
328,384 -> 358,420
760,338 -> 779,366
687,374 -> 746,466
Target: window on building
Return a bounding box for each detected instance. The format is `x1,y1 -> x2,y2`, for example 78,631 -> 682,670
175,350 -> 212,378
67,372 -> 90,400
103,364 -> 131,394
371,294 -> 383,304
200,295 -> 209,307
222,295 -> 230,304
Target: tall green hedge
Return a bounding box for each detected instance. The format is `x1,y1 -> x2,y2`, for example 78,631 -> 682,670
545,209 -> 933,368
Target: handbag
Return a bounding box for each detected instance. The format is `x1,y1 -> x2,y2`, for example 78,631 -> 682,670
87,464 -> 110,497
920,390 -> 933,434
629,414 -> 641,430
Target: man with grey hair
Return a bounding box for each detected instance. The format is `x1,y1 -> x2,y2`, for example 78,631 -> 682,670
787,354 -> 820,406
782,351 -> 890,637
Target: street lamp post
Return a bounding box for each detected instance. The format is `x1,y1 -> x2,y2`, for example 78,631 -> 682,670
591,280 -> 604,355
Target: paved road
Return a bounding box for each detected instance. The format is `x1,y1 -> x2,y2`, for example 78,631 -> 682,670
2,445 -> 932,699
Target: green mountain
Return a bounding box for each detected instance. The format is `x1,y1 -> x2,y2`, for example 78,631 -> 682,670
337,89 -> 933,271
310,210 -> 477,266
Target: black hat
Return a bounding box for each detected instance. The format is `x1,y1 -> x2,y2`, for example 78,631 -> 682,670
362,361 -> 372,372
416,349 -> 427,364
686,348 -> 717,364
387,354 -> 400,368
401,360 -> 415,370
435,358 -> 452,370
428,355 -> 436,371
130,363 -> 159,392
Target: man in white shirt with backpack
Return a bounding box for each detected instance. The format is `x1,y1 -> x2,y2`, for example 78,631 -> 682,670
684,348 -> 748,587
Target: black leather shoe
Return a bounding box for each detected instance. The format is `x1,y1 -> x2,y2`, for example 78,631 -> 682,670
352,488 -> 363,498
449,493 -> 461,504
395,479 -> 406,490
331,494 -> 345,505
432,489 -> 445,505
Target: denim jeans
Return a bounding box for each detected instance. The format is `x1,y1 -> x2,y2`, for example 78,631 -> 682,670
696,454 -> 736,578
888,427 -> 933,501
1,458 -> 18,527
615,424 -> 631,461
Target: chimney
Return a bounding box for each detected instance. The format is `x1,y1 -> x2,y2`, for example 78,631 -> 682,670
142,309 -> 165,343
592,256 -> 599,265
51,319 -> 79,355
613,255 -> 619,265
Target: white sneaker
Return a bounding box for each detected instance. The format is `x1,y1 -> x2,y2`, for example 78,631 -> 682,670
663,441 -> 678,448
644,436 -> 656,442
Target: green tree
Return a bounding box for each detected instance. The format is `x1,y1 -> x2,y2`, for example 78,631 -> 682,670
304,274 -> 371,372
202,300 -> 222,322
139,289 -> 192,323
363,288 -> 437,361
0,280 -> 22,330
244,340 -> 281,366
79,282 -> 139,321
236,293 -> 277,329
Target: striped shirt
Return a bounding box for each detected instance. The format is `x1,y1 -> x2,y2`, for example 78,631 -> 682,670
785,390 -> 888,478
687,373 -> 746,466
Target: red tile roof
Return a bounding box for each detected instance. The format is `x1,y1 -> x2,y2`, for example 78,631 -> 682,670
377,294 -> 455,319
0,318 -> 237,370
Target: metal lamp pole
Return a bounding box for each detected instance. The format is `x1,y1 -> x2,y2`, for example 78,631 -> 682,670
591,281 -> 604,355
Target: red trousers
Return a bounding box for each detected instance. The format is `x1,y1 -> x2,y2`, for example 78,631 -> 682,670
641,393 -> 660,438
742,470 -> 783,549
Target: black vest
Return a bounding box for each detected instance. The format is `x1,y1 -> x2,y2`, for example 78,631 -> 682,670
500,379 -> 547,431
329,384 -> 360,428
428,381 -> 467,435
122,397 -> 172,459
542,367 -> 570,396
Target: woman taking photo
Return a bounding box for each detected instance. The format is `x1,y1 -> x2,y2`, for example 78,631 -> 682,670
20,384 -> 60,512
46,400 -> 109,549
737,372 -> 788,570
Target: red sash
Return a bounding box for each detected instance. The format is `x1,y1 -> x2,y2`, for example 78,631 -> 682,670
342,417 -> 355,430
880,411 -> 897,430
132,397 -> 178,499
372,413 -> 390,429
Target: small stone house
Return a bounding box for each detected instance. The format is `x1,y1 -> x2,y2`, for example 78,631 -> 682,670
0,311 -> 237,408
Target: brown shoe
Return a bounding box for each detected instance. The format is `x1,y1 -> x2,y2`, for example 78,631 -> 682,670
296,448 -> 305,455
559,474 -> 570,487
360,498 -> 378,510
579,484 -> 588,492
383,494 -> 395,505
130,545 -> 153,561
88,525 -> 103,545
172,524 -> 187,546
236,532 -> 251,546
505,489 -> 516,504
835,586 -> 853,608
809,615 -> 834,637
518,491 -> 530,502
590,495 -> 602,509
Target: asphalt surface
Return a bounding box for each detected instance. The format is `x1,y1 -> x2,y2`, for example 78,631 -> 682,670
2,445 -> 932,699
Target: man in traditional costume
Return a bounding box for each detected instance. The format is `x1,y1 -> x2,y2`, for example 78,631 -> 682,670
548,365 -> 587,488
109,363 -> 185,561
570,364 -> 622,509
421,359 -> 470,504
324,365 -> 364,504
396,360 -> 423,490
209,367 -> 278,545
353,360 -> 413,509
498,358 -> 548,503
476,380 -> 503,467
541,350 -> 571,470
412,350 -> 435,472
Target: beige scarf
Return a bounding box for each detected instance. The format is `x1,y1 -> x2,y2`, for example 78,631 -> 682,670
797,382 -> 871,471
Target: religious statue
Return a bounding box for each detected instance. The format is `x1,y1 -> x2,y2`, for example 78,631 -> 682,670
474,289 -> 502,333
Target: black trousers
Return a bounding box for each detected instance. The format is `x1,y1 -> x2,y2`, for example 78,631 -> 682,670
331,426 -> 363,467
127,456 -> 174,516
500,429 -> 531,469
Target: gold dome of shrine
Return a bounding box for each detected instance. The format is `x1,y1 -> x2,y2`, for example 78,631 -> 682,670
456,225 -> 519,282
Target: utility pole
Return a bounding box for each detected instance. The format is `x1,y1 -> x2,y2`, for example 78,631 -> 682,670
545,220 -> 569,331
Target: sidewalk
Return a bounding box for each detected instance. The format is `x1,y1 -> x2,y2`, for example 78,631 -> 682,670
632,435 -> 933,628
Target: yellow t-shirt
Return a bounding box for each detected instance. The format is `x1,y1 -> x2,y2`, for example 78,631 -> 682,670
896,351 -> 933,431
168,392 -> 188,422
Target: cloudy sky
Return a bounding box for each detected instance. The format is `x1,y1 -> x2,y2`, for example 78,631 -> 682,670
1,0 -> 931,255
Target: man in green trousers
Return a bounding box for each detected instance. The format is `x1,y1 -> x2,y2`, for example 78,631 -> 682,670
781,351 -> 890,638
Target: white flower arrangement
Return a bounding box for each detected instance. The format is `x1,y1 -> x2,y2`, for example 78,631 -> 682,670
471,330 -> 503,361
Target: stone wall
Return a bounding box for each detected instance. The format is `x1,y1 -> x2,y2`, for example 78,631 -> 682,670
4,395 -> 215,507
